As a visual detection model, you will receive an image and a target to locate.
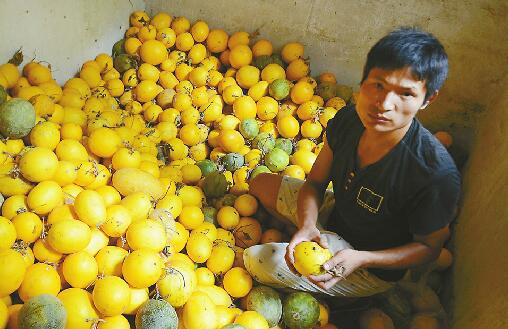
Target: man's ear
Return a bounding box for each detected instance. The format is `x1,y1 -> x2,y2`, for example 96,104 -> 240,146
420,91 -> 439,110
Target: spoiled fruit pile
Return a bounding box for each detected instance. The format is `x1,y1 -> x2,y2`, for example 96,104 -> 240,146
0,9 -> 452,329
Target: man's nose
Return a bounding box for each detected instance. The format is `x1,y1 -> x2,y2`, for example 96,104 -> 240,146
377,90 -> 396,112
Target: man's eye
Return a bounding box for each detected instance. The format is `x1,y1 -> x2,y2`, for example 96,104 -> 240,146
375,83 -> 384,90
402,92 -> 414,97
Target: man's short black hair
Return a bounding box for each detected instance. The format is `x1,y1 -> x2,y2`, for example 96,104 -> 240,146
361,27 -> 448,102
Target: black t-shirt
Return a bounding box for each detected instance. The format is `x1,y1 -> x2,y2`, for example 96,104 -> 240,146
325,104 -> 461,281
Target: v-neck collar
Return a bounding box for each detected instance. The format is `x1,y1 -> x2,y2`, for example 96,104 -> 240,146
351,118 -> 416,175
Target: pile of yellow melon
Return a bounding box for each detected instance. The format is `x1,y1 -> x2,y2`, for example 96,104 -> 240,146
0,9 -> 352,329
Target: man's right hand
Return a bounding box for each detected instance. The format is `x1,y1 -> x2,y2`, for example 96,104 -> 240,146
285,225 -> 328,273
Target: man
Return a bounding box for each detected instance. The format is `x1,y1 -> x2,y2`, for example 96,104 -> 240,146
245,27 -> 461,297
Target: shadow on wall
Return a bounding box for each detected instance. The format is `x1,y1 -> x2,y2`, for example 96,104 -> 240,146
414,1 -> 507,160
429,3 -> 508,327
444,72 -> 508,329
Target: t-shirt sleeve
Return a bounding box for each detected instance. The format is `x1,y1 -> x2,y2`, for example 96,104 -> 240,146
407,171 -> 461,235
325,104 -> 353,150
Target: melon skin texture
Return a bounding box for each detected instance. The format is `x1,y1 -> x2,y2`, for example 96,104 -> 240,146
113,54 -> 137,73
202,171 -> 229,198
249,165 -> 271,180
264,148 -> 289,172
244,285 -> 282,327
222,153 -> 244,172
112,39 -> 126,57
196,159 -> 218,177
270,54 -> 285,67
282,292 -> 320,329
239,118 -> 259,140
0,98 -> 36,138
203,206 -> 218,224
135,299 -> 178,329
253,55 -> 272,70
252,132 -> 275,154
269,79 -> 291,101
18,294 -> 67,329
274,138 -> 293,155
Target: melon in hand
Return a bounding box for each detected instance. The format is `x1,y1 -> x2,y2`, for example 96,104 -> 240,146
293,241 -> 333,276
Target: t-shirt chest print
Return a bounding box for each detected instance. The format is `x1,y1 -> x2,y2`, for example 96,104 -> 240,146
342,169 -> 385,215
356,186 -> 384,213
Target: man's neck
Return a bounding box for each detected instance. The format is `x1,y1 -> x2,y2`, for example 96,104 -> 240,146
362,122 -> 412,150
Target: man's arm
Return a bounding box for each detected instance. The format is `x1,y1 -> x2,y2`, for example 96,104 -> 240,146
361,225 -> 450,269
295,137 -> 334,230
285,137 -> 334,265
309,225 -> 450,290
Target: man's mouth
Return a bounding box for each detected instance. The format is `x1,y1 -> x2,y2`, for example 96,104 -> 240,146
368,113 -> 390,122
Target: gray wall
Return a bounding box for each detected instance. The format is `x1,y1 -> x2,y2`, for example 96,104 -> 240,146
450,75 -> 508,329
0,0 -> 145,83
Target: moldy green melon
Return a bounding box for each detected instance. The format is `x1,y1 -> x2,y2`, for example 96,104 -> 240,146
0,98 -> 36,138
18,294 -> 67,329
244,285 -> 282,327
282,292 -> 320,329
135,299 -> 178,329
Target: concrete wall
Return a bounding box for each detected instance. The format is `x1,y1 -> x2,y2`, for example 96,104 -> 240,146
147,0 -> 508,151
450,76 -> 508,329
0,0 -> 145,83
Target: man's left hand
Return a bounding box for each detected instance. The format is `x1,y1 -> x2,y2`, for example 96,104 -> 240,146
308,249 -> 368,290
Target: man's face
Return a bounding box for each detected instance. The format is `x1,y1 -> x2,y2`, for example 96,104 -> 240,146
356,67 -> 430,133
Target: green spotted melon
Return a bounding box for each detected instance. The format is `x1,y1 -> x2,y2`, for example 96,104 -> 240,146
264,148 -> 290,172
253,55 -> 272,70
244,285 -> 282,327
196,159 -> 218,177
269,79 -> 291,101
18,294 -> 67,329
282,292 -> 320,329
249,165 -> 271,180
270,54 -> 285,67
239,118 -> 259,140
253,132 -> 275,154
112,39 -> 126,57
113,53 -> 138,73
275,138 -> 293,155
222,153 -> 244,172
203,206 -> 218,224
202,171 -> 229,198
135,299 -> 178,329
0,98 -> 36,138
